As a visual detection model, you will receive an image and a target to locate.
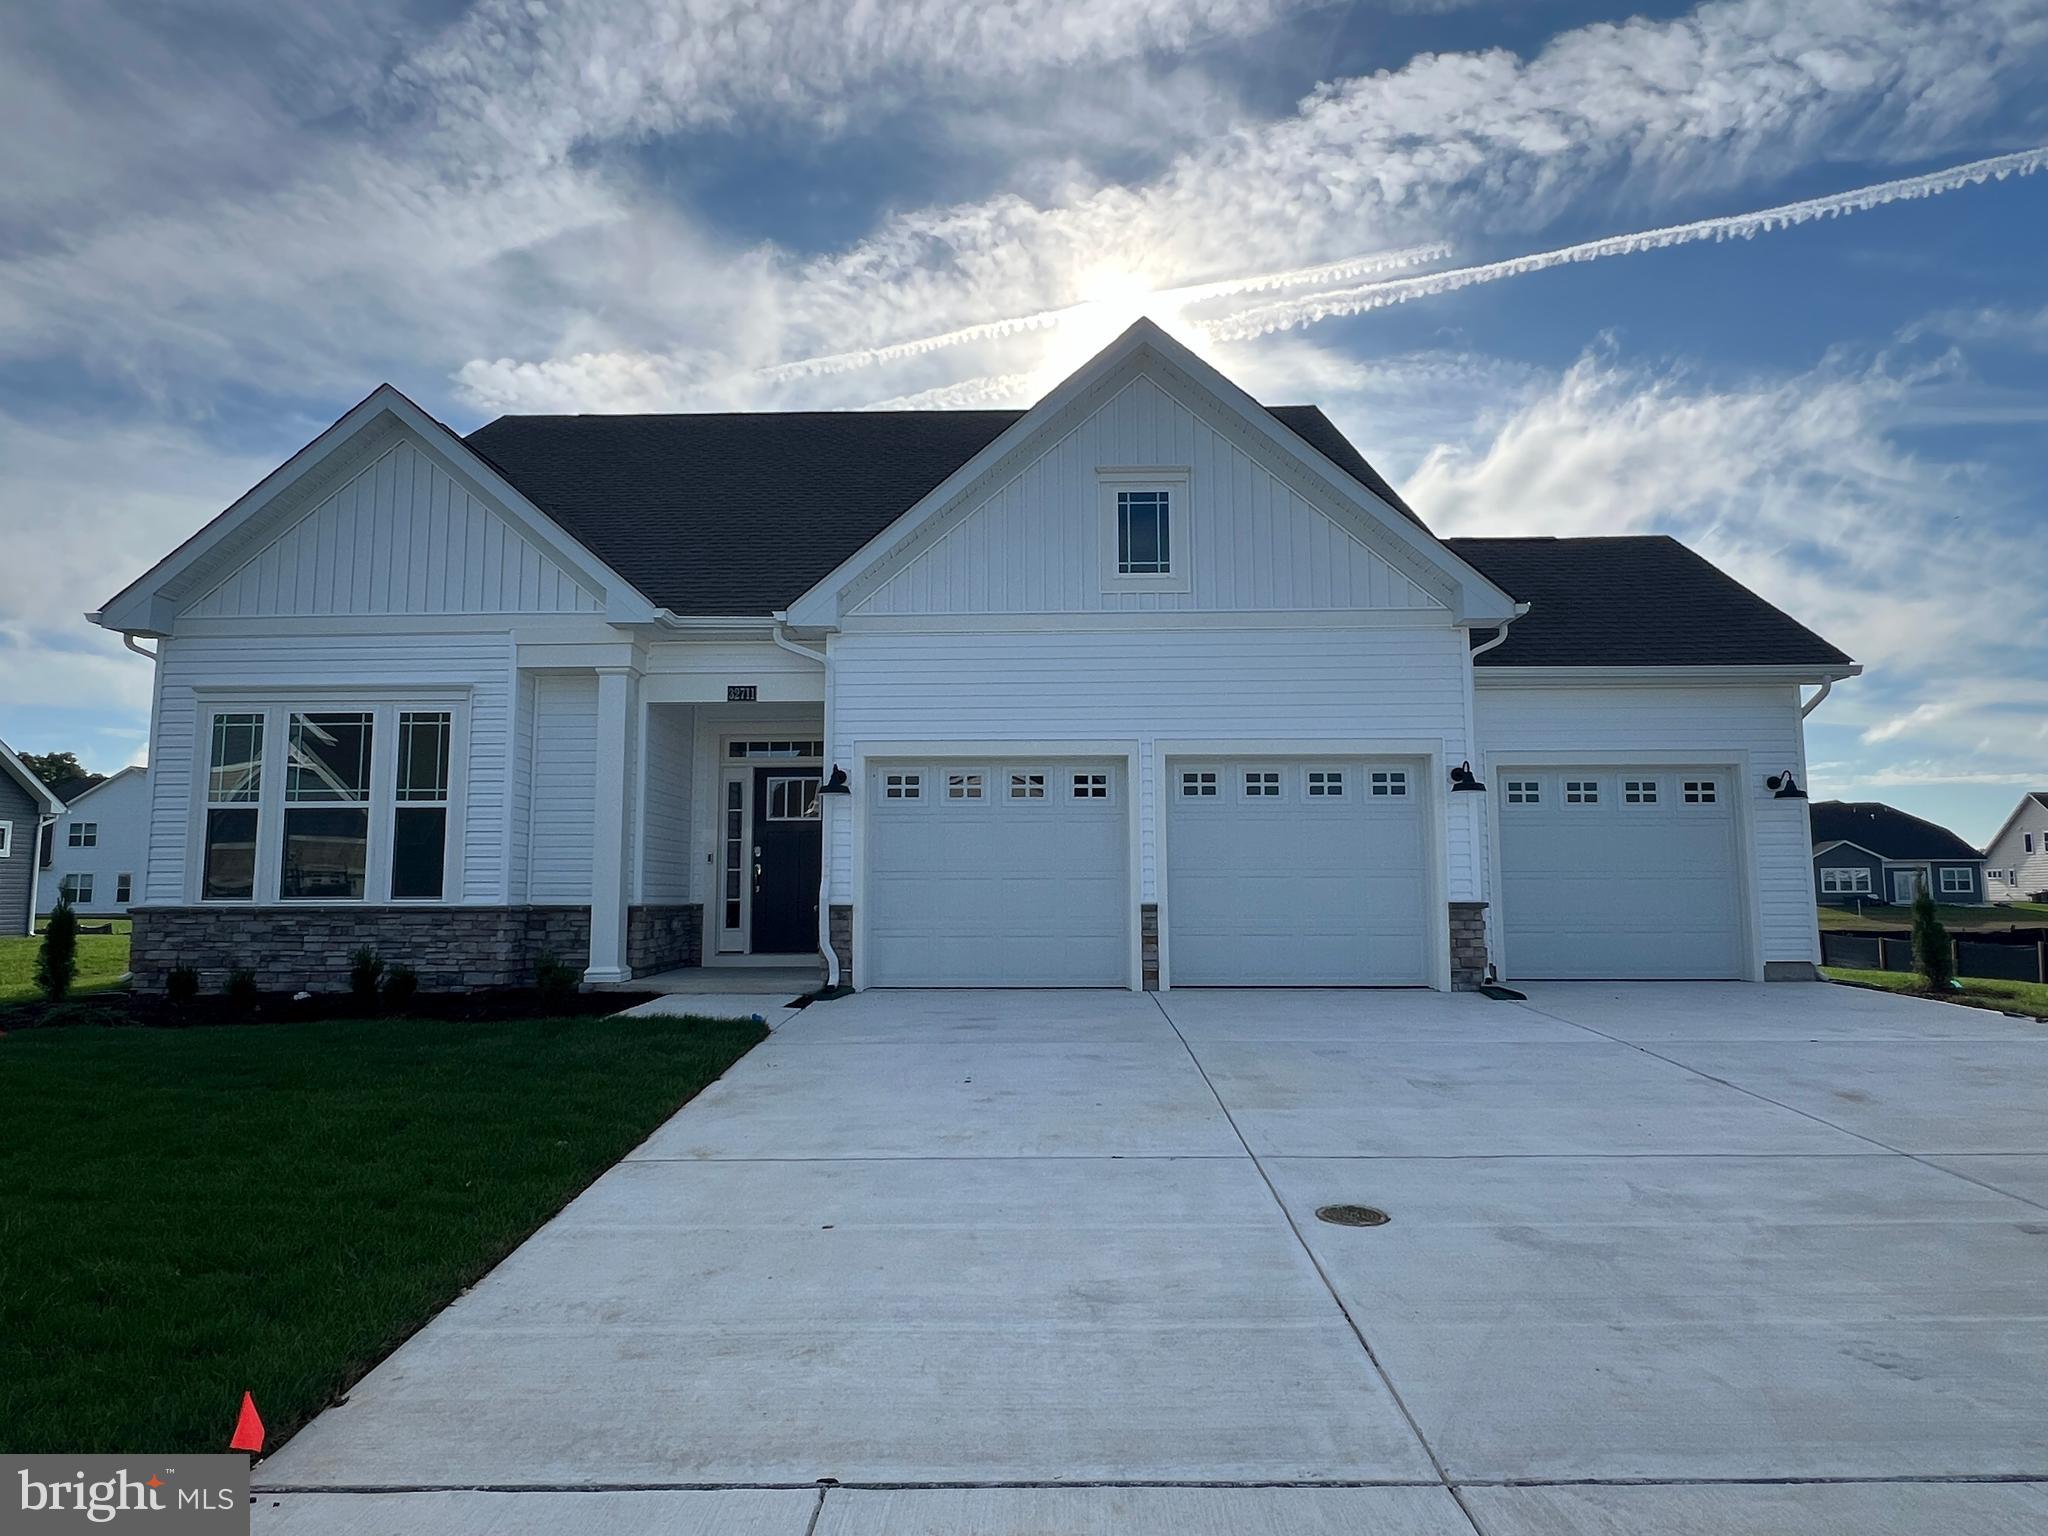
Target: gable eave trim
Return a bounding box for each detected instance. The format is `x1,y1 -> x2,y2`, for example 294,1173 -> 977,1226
95,385 -> 662,634
784,318 -> 1513,627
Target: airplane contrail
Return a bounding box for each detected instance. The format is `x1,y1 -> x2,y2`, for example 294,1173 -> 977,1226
757,242 -> 1451,383
1206,145 -> 2048,341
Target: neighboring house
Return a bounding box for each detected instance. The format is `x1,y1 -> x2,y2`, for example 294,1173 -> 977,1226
39,765 -> 149,916
88,319 -> 1858,993
1984,792 -> 2048,902
1809,801 -> 1987,907
0,738 -> 63,937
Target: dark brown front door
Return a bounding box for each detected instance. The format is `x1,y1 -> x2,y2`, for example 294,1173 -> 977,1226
750,767 -> 822,953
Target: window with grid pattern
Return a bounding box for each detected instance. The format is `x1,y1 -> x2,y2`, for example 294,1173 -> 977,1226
946,772 -> 984,801
1565,779 -> 1598,805
1073,772 -> 1109,799
1010,772 -> 1046,799
1307,769 -> 1345,797
1370,770 -> 1407,797
883,772 -> 921,800
1244,770 -> 1280,798
1683,780 -> 1717,803
1505,779 -> 1539,805
1623,779 -> 1658,804
1181,771 -> 1218,797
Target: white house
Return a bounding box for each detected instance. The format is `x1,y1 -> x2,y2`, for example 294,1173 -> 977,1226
1985,793 -> 2048,903
89,320 -> 1858,993
40,765 -> 150,917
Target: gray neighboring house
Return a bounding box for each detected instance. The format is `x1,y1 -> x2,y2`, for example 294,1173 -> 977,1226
0,739 -> 63,936
1810,800 -> 1987,908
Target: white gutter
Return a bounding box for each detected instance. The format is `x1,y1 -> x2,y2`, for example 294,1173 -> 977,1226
1800,677 -> 1834,718
122,632 -> 159,661
1468,602 -> 1532,661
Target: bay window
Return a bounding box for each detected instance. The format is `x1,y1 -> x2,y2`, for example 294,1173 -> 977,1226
197,700 -> 461,904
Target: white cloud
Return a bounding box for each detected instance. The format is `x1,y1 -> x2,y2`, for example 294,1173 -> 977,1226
1404,348 -> 2048,775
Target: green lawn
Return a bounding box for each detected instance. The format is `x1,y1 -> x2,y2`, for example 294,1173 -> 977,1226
0,924 -> 132,1004
0,1014 -> 766,1454
1823,967 -> 2048,1020
1818,901 -> 2048,933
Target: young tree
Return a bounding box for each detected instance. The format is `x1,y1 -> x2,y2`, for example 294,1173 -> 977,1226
1911,885 -> 1955,991
36,897 -> 79,1003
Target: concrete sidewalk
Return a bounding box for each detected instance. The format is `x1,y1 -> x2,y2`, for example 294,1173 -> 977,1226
255,982 -> 2048,1534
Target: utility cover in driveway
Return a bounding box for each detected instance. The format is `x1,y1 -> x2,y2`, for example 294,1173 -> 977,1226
1498,766 -> 1744,979
866,759 -> 1128,986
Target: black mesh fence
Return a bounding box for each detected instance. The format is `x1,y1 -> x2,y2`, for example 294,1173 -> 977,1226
1822,930 -> 2045,982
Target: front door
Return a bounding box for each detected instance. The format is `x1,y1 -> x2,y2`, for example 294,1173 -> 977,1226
750,767 -> 822,953
1892,867 -> 1927,904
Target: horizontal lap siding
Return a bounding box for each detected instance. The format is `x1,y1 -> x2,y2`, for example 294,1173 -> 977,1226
528,674 -> 597,902
853,375 -> 1442,616
639,705 -> 695,902
1474,683 -> 1815,964
146,633 -> 514,904
829,626 -> 1472,902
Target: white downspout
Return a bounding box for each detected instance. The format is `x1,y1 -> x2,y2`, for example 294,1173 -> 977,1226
1469,602 -> 1531,661
1465,604 -> 1530,982
772,617 -> 838,988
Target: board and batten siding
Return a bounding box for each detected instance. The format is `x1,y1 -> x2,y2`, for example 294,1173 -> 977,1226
1474,682 -> 1817,965
850,375 -> 1443,617
526,673 -> 598,902
827,625 -> 1476,903
144,632 -> 515,904
186,439 -> 602,619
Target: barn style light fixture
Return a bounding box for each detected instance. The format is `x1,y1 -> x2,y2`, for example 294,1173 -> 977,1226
820,765 -> 851,795
1766,771 -> 1807,800
1448,761 -> 1486,792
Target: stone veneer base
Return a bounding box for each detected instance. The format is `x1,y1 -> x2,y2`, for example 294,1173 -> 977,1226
129,903 -> 702,993
1448,900 -> 1489,991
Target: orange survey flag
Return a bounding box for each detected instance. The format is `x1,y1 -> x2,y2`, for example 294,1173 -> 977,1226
229,1392 -> 265,1453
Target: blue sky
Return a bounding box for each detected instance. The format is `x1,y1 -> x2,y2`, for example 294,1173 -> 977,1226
2,0 -> 2044,843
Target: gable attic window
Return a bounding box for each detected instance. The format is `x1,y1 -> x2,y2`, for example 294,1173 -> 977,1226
1099,469 -> 1191,593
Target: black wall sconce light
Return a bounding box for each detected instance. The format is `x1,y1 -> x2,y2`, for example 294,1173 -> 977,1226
821,765 -> 851,795
1449,761 -> 1486,792
1766,770 -> 1807,800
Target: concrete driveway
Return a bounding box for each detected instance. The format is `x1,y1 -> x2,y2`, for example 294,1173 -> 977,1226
257,982 -> 2048,1534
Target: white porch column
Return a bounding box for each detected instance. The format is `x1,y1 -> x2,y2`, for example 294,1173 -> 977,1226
585,664 -> 639,982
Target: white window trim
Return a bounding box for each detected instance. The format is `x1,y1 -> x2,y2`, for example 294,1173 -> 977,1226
188,693 -> 469,906
944,770 -> 987,802
1098,467 -> 1191,594
116,873 -> 133,904
69,821 -> 98,847
1504,778 -> 1541,806
0,820 -> 11,859
1240,767 -> 1284,802
1305,767 -> 1347,798
1821,867 -> 1874,896
1008,768 -> 1049,801
1939,866 -> 1975,895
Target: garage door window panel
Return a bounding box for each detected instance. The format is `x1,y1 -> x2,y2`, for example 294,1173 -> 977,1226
1306,768 -> 1345,798
1180,770 -> 1219,799
1505,778 -> 1541,805
1241,769 -> 1283,801
1370,770 -> 1407,798
1072,771 -> 1111,801
1565,778 -> 1599,805
1009,771 -> 1047,801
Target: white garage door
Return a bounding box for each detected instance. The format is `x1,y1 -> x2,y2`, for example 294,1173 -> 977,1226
1166,759 -> 1430,986
866,760 -> 1129,986
1498,768 -> 1745,979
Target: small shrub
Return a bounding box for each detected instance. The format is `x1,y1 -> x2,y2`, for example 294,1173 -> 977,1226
33,1002 -> 132,1030
1911,887 -> 1956,990
224,967 -> 261,1015
534,949 -> 579,1005
381,964 -> 419,1010
165,965 -> 201,1006
36,899 -> 79,1004
349,946 -> 386,1007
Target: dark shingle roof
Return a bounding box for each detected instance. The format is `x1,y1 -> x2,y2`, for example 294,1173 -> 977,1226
466,404 -> 1416,618
1810,801 -> 1983,862
465,410 -> 1849,671
48,776 -> 101,804
1446,536 -> 1854,669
